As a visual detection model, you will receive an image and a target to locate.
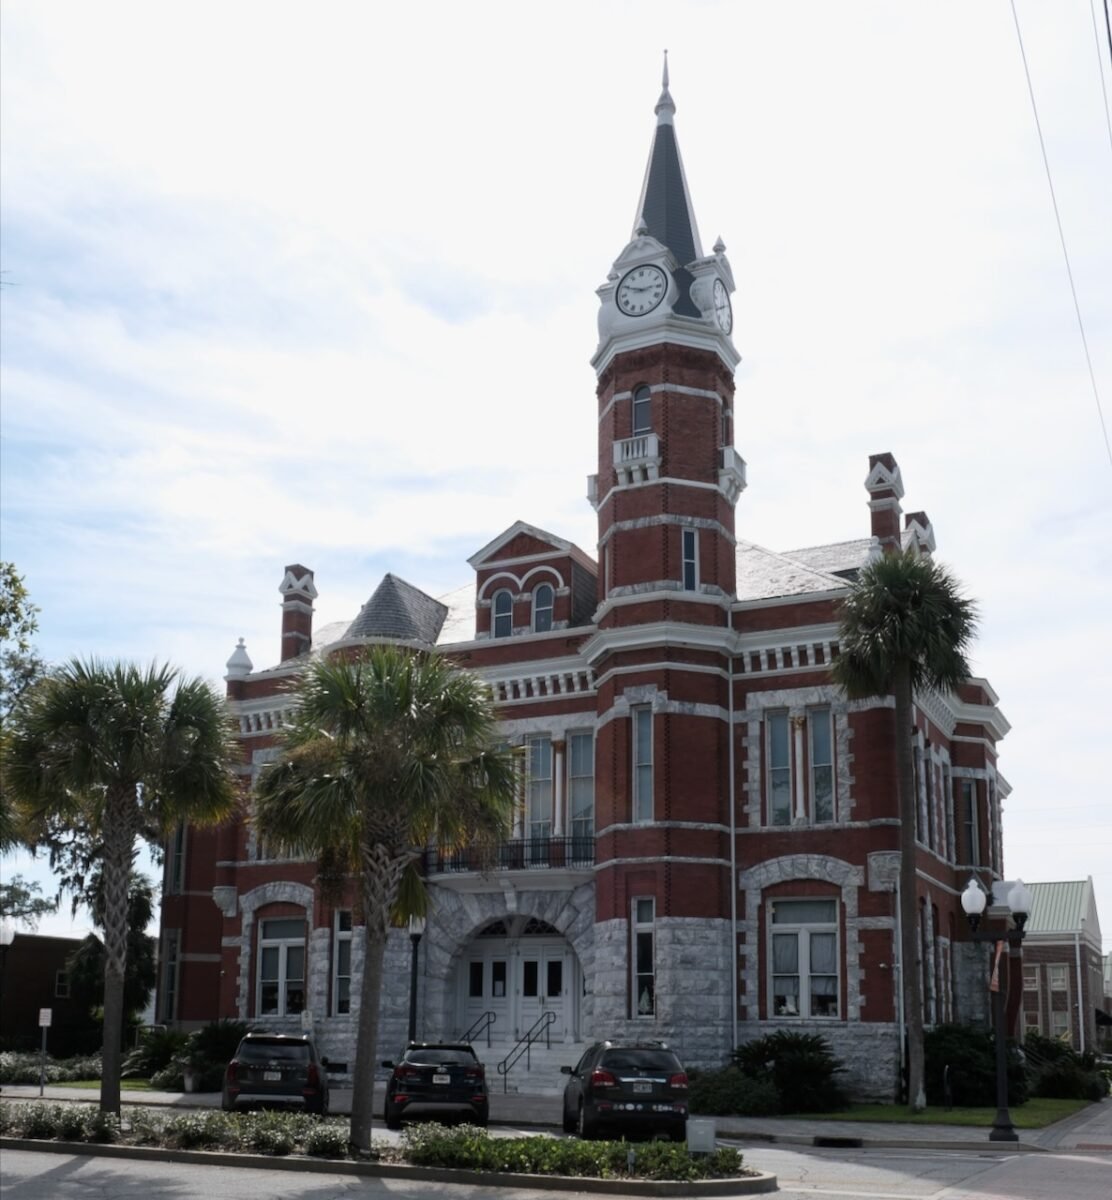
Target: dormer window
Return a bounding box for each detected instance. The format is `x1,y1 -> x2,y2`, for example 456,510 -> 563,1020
532,584 -> 554,633
632,385 -> 652,435
493,589 -> 513,638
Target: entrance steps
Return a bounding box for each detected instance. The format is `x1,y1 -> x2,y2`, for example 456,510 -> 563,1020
473,1039 -> 588,1097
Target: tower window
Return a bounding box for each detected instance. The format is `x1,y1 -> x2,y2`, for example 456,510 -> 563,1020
767,712 -> 791,826
632,385 -> 652,435
632,705 -> 653,822
492,589 -> 513,638
681,529 -> 698,591
532,584 -> 554,633
632,897 -> 656,1016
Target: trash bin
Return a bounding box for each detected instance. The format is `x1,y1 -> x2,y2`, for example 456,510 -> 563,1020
686,1116 -> 716,1153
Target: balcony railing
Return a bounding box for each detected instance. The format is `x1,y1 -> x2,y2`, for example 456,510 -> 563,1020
719,445 -> 747,503
424,836 -> 595,875
613,433 -> 661,485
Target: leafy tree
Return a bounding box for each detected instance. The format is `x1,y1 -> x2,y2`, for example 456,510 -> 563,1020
0,874 -> 57,928
0,562 -> 45,851
3,659 -> 239,1115
66,874 -> 158,1031
254,645 -> 517,1155
832,548 -> 977,1112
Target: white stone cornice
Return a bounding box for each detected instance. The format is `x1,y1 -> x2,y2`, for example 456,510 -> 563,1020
592,320 -> 741,377
592,589 -> 732,626
580,619 -> 735,666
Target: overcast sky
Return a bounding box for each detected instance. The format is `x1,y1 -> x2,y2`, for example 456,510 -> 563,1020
2,1 -> 1110,954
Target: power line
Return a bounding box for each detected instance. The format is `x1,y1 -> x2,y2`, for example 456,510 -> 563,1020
1092,0 -> 1112,153
1010,0 -> 1112,468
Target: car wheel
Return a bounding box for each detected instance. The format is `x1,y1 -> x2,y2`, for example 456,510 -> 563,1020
576,1101 -> 597,1140
474,1112 -> 489,1129
221,1091 -> 236,1113
384,1103 -> 403,1131
561,1103 -> 576,1134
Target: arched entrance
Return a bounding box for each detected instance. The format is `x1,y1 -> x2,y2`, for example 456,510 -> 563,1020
456,916 -> 581,1043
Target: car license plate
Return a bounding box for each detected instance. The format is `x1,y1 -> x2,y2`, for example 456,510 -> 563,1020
264,1071 -> 281,1081
433,1072 -> 451,1084
633,1081 -> 652,1093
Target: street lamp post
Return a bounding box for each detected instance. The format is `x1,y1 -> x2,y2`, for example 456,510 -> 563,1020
959,877 -> 1032,1143
407,916 -> 426,1043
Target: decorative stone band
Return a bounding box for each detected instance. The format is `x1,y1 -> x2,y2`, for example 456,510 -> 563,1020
487,669 -> 596,704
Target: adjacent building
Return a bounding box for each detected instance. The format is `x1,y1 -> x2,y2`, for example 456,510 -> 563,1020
158,68 -> 1011,1098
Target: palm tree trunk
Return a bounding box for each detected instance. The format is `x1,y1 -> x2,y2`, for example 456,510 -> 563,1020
99,788 -> 136,1116
349,923 -> 387,1154
895,662 -> 926,1112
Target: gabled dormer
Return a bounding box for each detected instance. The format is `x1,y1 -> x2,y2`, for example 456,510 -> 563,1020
468,520 -> 597,640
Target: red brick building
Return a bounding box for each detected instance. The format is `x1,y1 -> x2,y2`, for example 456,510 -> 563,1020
158,70 -> 1010,1098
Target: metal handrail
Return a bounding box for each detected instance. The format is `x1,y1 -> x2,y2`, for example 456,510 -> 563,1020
459,1010 -> 496,1049
425,836 -> 595,875
496,1009 -> 556,1093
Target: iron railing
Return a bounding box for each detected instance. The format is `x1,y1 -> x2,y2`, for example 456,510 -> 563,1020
425,836 -> 595,875
497,1009 -> 556,1093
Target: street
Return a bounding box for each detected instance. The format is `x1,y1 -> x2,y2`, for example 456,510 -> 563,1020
3,1142 -> 1112,1200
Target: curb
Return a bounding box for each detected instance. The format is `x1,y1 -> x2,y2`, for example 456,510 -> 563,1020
0,1137 -> 779,1196
719,1129 -> 1046,1153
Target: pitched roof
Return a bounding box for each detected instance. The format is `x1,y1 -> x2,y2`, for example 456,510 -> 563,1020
1024,879 -> 1097,936
734,539 -> 858,602
343,573 -> 448,644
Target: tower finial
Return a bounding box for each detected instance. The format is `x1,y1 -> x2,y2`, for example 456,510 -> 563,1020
655,49 -> 675,123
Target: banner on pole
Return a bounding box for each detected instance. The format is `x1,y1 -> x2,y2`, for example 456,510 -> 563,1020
989,940 -> 1004,993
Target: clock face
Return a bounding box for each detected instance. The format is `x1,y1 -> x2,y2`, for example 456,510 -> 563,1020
713,279 -> 733,333
616,265 -> 668,316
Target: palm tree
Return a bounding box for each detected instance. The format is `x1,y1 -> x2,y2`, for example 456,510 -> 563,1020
4,660 -> 238,1114
832,549 -> 977,1113
254,644 -> 517,1155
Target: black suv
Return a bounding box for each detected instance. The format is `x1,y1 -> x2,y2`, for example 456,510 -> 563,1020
222,1032 -> 330,1114
382,1042 -> 489,1129
561,1040 -> 689,1140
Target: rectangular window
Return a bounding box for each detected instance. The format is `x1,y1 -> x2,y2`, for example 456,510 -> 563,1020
1050,1009 -> 1070,1040
1024,1010 -> 1041,1033
167,822 -> 186,895
632,897 -> 655,1016
568,731 -> 595,853
333,911 -> 352,1016
526,736 -> 553,845
469,961 -> 484,998
1023,966 -> 1039,992
1049,965 -> 1068,992
257,917 -> 306,1017
632,707 -> 653,823
809,708 -> 834,823
54,970 -> 70,999
632,387 -> 651,434
768,712 -> 791,826
962,781 -> 980,865
160,929 -> 181,1023
681,529 -> 698,591
770,898 -> 839,1019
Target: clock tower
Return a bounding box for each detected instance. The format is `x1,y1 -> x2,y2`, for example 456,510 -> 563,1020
585,60 -> 747,1046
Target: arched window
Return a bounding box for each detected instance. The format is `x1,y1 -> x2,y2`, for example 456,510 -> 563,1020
492,589 -> 513,638
532,584 -> 554,632
632,385 -> 652,435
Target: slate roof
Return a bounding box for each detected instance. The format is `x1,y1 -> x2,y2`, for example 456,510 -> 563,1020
343,573 -> 448,644
734,539 -> 858,602
781,538 -> 875,579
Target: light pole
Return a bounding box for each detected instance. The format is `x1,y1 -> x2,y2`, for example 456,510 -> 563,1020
959,877 -> 1032,1142
407,916 -> 426,1043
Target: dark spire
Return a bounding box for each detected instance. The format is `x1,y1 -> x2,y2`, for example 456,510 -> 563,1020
633,53 -> 703,315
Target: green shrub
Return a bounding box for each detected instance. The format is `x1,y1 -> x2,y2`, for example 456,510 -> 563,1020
7,1103 -> 62,1139
0,1051 -> 103,1085
123,1028 -> 190,1077
56,1105 -> 89,1142
163,1110 -> 237,1150
85,1111 -> 120,1144
690,1066 -> 781,1116
238,1111 -> 296,1156
1033,1061 -> 1107,1102
126,1107 -> 166,1145
732,1031 -> 848,1113
303,1120 -> 349,1158
924,1023 -> 1027,1107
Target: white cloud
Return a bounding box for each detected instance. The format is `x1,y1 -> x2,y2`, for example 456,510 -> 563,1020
2,0 -> 1110,946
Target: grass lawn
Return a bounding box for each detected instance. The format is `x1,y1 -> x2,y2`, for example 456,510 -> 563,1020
791,1097 -> 1091,1128
67,1079 -> 155,1092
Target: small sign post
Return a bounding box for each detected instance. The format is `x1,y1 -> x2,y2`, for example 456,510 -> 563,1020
300,1009 -> 313,1034
38,1009 -> 52,1097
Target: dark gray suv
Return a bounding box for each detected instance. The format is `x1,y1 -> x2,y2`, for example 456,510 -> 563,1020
382,1042 -> 489,1129
222,1032 -> 330,1114
561,1040 -> 689,1140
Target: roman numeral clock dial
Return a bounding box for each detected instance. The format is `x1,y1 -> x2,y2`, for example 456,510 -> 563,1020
616,265 -> 667,316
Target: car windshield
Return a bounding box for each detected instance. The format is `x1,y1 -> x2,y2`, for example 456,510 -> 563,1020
405,1049 -> 476,1066
601,1050 -> 680,1072
237,1041 -> 310,1063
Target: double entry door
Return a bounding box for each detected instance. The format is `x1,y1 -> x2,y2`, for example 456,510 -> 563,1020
461,938 -> 572,1042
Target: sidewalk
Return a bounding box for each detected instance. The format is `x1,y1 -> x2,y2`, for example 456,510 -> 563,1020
3,1083 -> 1108,1153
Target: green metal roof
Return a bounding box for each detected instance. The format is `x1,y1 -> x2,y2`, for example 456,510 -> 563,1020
1024,879 -> 1092,934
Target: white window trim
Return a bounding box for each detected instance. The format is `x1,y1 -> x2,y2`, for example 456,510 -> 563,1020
768,898 -> 840,1020
54,970 -> 70,999
167,822 -> 186,895
493,589 -> 513,639
632,896 -> 655,1017
632,706 -> 653,823
332,911 -> 353,1016
532,584 -> 554,633
525,735 -> 553,841
256,919 -> 307,1018
767,711 -> 791,827
632,385 -> 652,435
681,528 -> 698,591
808,707 -> 834,824
567,730 -> 595,841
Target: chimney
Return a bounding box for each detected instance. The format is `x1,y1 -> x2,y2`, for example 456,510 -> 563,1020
904,511 -> 936,555
865,453 -> 905,552
279,564 -> 317,662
